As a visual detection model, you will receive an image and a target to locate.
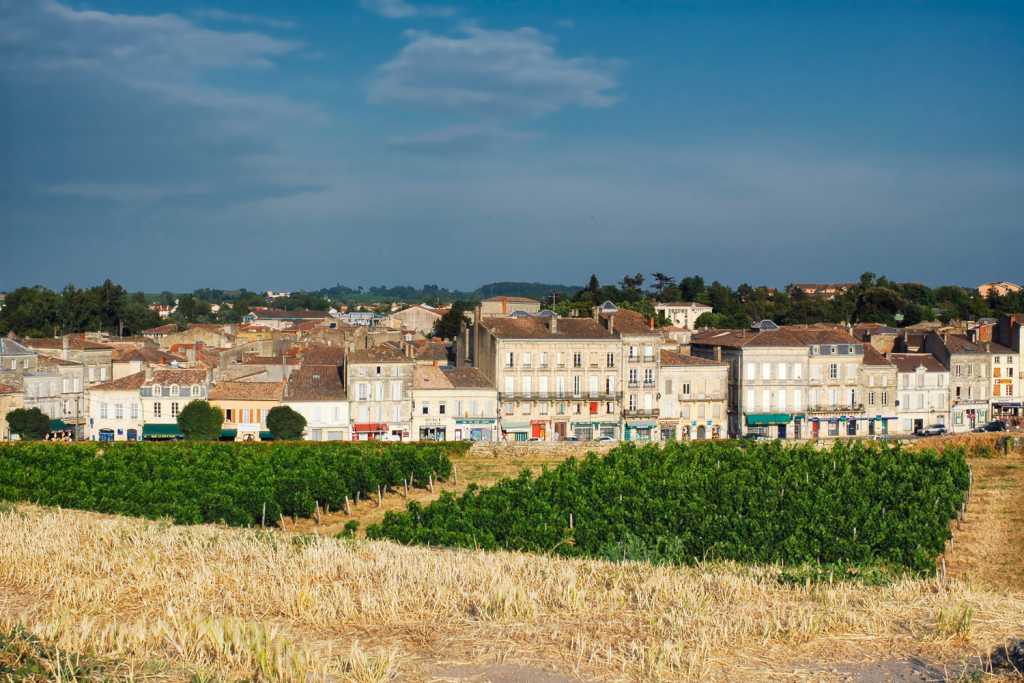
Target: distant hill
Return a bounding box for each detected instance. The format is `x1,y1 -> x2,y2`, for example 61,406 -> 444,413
474,282 -> 580,301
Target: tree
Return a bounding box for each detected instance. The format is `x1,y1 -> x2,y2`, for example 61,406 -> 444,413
94,279 -> 127,333
6,407 -> 52,440
176,400 -> 224,440
650,273 -> 676,297
619,273 -> 645,293
266,405 -> 307,440
432,302 -> 472,340
586,274 -> 600,294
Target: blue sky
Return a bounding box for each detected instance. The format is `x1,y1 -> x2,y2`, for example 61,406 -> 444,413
1,0 -> 1022,292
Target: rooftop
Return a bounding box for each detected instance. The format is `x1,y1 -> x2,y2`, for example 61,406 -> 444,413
208,381 -> 284,401
348,346 -> 414,364
301,344 -> 347,367
660,349 -> 728,367
482,317 -> 616,341
21,337 -> 114,351
889,353 -> 948,374
284,367 -> 346,402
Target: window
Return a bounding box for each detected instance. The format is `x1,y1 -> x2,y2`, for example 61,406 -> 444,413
100,403 -> 108,419
698,404 -> 706,419
375,383 -> 384,401
762,389 -> 771,410
778,363 -> 786,380
811,365 -> 820,380
115,404 -> 123,420
333,406 -> 340,421
644,345 -> 654,362
504,402 -> 514,415
89,367 -> 95,382
393,366 -> 401,377
192,385 -> 201,396
523,376 -> 533,397
539,376 -> 549,397
629,346 -> 639,361
522,352 -> 531,368
556,352 -> 564,367
955,386 -> 962,399
505,376 -> 515,394
793,364 -> 802,380
556,376 -> 565,396
629,369 -> 638,387
745,364 -> 755,381
995,367 -> 1002,378
63,379 -> 68,393
665,379 -> 673,394
170,385 -> 179,397
100,368 -> 106,381
607,353 -> 615,368
939,394 -> 946,409
828,364 -> 838,379
847,363 -> 856,380
375,366 -> 382,377
358,384 -> 368,401
540,352 -> 548,368
505,352 -> 514,368
792,390 -> 801,412
830,346 -> 837,355
439,402 -> 446,415
522,402 -> 531,415
868,392 -> 875,406
131,403 -> 139,419
572,403 -> 582,415
557,402 -> 565,415
73,378 -> 79,392
391,382 -> 402,401
644,369 -> 654,386
573,376 -> 581,396
682,383 -> 691,397
421,402 -> 430,415
830,389 -> 838,407
994,384 -> 1001,396
171,402 -> 179,418
539,402 -> 548,415
882,375 -> 888,387
955,364 -> 962,378
154,403 -> 162,418
573,352 -> 582,368
850,389 -> 857,406
393,406 -> 402,422
713,404 -> 721,418
968,387 -> 973,400
745,389 -> 754,409
225,409 -> 233,422
812,346 -> 820,355
242,408 -> 251,423
589,375 -> 598,395
629,394 -> 637,411
881,392 -> 888,406
967,365 -> 973,378
778,389 -> 786,410
847,346 -> 855,354
682,404 -> 691,419
153,385 -> 162,397
762,363 -> 771,380
917,394 -> 924,409
467,401 -> 475,416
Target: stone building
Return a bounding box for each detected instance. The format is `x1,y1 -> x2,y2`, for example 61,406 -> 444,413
208,380 -> 282,441
479,296 -> 542,318
411,365 -> 497,442
653,301 -> 714,330
36,355 -> 86,437
890,354 -> 950,434
386,305 -> 442,336
601,306 -> 662,442
658,349 -> 729,440
924,331 -> 1000,432
858,346 -> 898,435
88,367 -> 209,441
283,366 -> 349,441
21,336 -> 114,388
346,346 -> 414,441
0,383 -> 25,441
991,315 -> 1024,422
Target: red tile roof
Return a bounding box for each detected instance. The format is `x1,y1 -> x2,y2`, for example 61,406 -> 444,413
208,381 -> 284,401
660,349 -> 727,367
284,367 -> 346,401
889,353 -> 948,373
348,346 -> 413,363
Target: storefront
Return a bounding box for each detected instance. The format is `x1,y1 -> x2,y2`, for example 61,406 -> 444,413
500,421 -> 530,441
141,423 -> 185,440
625,420 -> 656,441
454,418 -> 495,442
807,415 -> 875,437
659,422 -> 676,441
993,402 -> 1021,422
419,426 -> 446,441
531,420 -> 550,439
865,416 -> 894,435
746,413 -> 794,438
353,423 -> 387,441
953,402 -> 988,431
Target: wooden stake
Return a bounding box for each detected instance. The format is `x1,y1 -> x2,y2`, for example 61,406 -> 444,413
279,513 -> 286,531
429,474 -> 434,493
261,502 -> 266,529
345,496 -> 351,516
315,501 -> 321,525
404,479 -> 409,498
377,486 -> 382,508
454,465 -> 458,486
569,513 -> 573,529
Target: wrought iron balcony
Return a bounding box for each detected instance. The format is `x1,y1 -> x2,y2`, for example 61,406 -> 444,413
623,408 -> 660,418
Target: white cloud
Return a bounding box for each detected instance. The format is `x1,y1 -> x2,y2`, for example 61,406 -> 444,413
557,20 -> 575,28
359,0 -> 455,19
368,25 -> 621,118
193,9 -> 297,30
385,125 -> 540,155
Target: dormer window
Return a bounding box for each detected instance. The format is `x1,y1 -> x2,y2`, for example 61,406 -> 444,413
153,384 -> 162,397
812,346 -> 820,355
191,385 -> 201,396
847,346 -> 854,354
830,346 -> 838,355
170,384 -> 179,396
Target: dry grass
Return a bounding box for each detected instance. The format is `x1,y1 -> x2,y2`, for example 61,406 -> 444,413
1,502 -> 1022,682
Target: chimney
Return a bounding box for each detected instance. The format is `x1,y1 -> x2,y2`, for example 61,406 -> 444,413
649,317 -> 655,330
159,357 -> 165,365
608,314 -> 614,335
282,376 -> 288,398
62,336 -> 69,361
549,316 -> 558,334
187,347 -> 196,367
433,360 -> 438,367
145,365 -> 154,381
592,307 -> 599,322
205,367 -> 212,386
502,297 -> 508,315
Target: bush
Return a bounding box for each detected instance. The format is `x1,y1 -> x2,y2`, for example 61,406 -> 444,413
367,440 -> 968,574
266,406 -> 306,440
5,408 -> 51,441
176,400 -> 224,441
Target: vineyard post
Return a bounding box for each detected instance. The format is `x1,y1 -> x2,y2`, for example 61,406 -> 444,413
429,474 -> 434,494
404,479 -> 408,498
454,465 -> 458,486
316,501 -> 321,525
345,496 -> 351,516
261,502 -> 266,529
377,486 -> 382,508
569,513 -> 573,529
279,513 -> 287,532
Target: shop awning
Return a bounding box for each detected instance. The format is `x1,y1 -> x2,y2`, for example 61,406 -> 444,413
259,431 -> 274,440
220,429 -> 237,438
455,418 -> 495,424
501,421 -> 530,430
49,419 -> 68,431
353,423 -> 387,432
746,413 -> 791,426
994,402 -> 1022,408
626,420 -> 657,428
142,423 -> 184,438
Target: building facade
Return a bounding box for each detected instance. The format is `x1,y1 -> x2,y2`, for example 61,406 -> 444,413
890,353 -> 950,434
346,346 -> 414,441
283,366 -> 350,441
654,302 -> 714,330
209,380 -> 283,441
658,349 -> 729,440
411,365 -> 498,441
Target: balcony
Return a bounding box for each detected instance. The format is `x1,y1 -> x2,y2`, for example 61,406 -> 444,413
806,405 -> 865,416
628,356 -> 640,363
644,381 -> 656,388
643,355 -> 655,363
539,363 -> 549,369
624,408 -> 660,418
628,381 -> 640,388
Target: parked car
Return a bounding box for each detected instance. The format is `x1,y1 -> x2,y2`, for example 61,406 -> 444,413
561,436 -> 580,442
597,436 -> 618,442
983,421 -> 1007,432
915,424 -> 947,437
526,436 -> 544,442
741,433 -> 773,442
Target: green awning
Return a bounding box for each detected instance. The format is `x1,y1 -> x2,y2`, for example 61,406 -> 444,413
259,431 -> 275,440
746,413 -> 792,426
49,419 -> 68,431
220,429 -> 238,438
455,418 -> 495,424
626,420 -> 657,428
142,423 -> 184,438
500,421 -> 530,429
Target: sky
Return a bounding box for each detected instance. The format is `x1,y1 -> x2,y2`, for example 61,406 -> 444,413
1,0 -> 1022,293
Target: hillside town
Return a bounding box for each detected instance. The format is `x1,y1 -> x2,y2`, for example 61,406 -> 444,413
2,278 -> 1022,443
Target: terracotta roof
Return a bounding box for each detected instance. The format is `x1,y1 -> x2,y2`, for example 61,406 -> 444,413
252,309 -> 331,320
660,349 -> 727,367
147,369 -> 207,388
284,367 -> 346,401
238,356 -> 299,365
348,346 -> 413,363
861,346 -> 893,367
655,301 -> 709,307
36,354 -> 82,367
208,381 -> 283,401
889,353 -> 948,374
415,342 -> 449,361
89,371 -> 148,392
600,309 -> 659,336
942,334 -> 1012,355
0,384 -> 23,395
143,324 -> 178,335
483,296 -> 539,303
413,365 -> 452,389
691,327 -> 859,349
442,367 -> 495,389
188,324 -> 224,332
301,345 -> 347,366
482,317 -> 616,341
120,348 -> 187,364
22,337 -> 114,351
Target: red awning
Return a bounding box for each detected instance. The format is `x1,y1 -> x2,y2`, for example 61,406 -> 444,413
530,420 -> 551,424
353,423 -> 387,432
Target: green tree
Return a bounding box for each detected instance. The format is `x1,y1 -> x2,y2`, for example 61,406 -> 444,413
431,302 -> 472,339
650,272 -> 676,297
586,274 -> 600,294
6,407 -> 52,440
57,284 -> 101,334
176,400 -> 224,440
94,279 -> 127,333
266,405 -> 307,440
0,286 -> 61,338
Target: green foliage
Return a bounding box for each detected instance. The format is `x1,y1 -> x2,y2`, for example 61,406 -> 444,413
367,440 -> 968,574
0,623 -> 106,682
266,405 -> 307,440
431,301 -> 472,339
336,520 -> 361,538
176,400 -> 224,441
5,408 -> 51,441
0,441 -> 454,525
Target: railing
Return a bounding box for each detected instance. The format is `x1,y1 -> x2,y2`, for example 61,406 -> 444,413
624,408 -> 660,418
643,355 -> 655,363
628,356 -> 640,363
628,381 -> 640,388
499,392 -> 622,402
644,381 -> 656,388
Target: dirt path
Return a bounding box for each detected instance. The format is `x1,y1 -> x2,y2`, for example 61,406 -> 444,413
945,453 -> 1024,592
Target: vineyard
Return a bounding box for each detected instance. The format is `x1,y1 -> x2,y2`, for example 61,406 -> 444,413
0,441 -> 459,527
368,440 -> 969,573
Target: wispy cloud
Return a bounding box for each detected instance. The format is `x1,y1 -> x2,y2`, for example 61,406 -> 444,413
359,0 -> 455,19
368,25 -> 621,119
193,9 -> 297,30
385,125 -> 540,155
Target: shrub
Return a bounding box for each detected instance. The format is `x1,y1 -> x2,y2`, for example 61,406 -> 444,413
5,408 -> 51,441
176,400 -> 224,441
266,406 -> 306,441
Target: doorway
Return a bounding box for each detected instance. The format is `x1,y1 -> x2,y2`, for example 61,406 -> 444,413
777,424 -> 786,439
